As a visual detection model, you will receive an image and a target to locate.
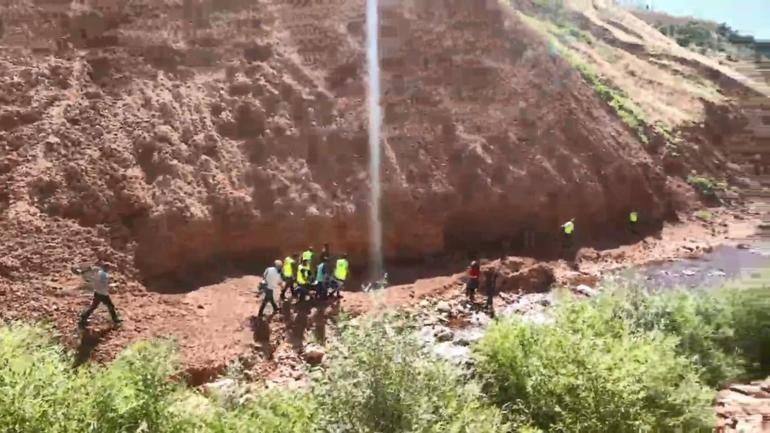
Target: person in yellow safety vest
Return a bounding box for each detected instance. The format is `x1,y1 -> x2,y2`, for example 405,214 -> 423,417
295,259 -> 312,302
281,253 -> 298,300
561,218 -> 575,250
629,211 -> 639,235
302,247 -> 314,264
330,254 -> 349,298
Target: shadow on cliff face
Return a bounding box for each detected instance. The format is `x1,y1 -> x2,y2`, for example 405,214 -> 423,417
139,214 -> 666,294
142,247 -> 281,294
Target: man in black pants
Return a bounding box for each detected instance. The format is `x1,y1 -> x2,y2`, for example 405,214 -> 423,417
483,267 -> 498,318
77,262 -> 121,330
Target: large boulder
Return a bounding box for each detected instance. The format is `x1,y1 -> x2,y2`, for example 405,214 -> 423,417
497,263 -> 555,294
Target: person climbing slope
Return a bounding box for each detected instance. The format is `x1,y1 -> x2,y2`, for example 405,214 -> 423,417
258,260 -> 283,318
76,261 -> 121,330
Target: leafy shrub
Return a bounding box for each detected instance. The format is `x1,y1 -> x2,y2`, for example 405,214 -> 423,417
474,297 -> 714,433
0,315 -> 506,433
687,173 -> 718,196
201,388 -> 316,433
313,314 -> 507,433
586,285 -> 770,386
0,323 -> 190,433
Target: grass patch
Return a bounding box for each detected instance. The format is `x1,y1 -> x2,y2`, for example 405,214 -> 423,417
518,12 -> 653,144
571,59 -> 650,143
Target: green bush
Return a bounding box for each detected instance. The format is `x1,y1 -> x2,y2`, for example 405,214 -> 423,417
612,285 -> 770,384
313,314 -> 507,433
0,316 -> 506,433
473,297 -> 714,433
0,323 -> 189,433
687,173 -> 718,196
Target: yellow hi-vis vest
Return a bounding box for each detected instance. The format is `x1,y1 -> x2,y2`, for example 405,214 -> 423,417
282,256 -> 294,278
302,250 -> 313,262
563,221 -> 574,235
334,258 -> 349,280
297,264 -> 310,285
630,212 -> 638,223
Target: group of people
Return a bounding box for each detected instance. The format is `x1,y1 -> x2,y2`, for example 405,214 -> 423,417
73,214 -> 640,328
257,243 -> 350,318
561,211 -> 639,249
462,260 -> 499,316
462,211 -> 640,315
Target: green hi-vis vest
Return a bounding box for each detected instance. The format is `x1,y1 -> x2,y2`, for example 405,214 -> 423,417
630,212 -> 638,223
297,264 -> 311,285
302,250 -> 313,262
335,258 -> 349,280
282,256 -> 295,277
563,221 -> 574,235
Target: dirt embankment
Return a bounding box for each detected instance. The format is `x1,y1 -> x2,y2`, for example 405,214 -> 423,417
0,0 -> 686,288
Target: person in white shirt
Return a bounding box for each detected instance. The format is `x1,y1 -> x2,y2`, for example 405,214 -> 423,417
258,260 -> 284,318
77,262 -> 121,329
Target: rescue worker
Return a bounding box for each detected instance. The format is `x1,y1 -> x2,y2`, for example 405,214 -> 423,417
561,218 -> 575,250
281,253 -> 298,300
629,211 -> 639,235
314,259 -> 330,299
258,260 -> 283,318
295,259 -> 312,302
302,246 -> 314,265
77,262 -> 121,330
465,260 -> 480,303
330,253 -> 349,298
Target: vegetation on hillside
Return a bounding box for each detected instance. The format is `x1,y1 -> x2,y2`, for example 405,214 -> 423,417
659,21 -> 757,58
2,283 -> 769,433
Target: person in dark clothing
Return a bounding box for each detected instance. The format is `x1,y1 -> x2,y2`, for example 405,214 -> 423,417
483,267 -> 498,317
320,243 -> 330,263
314,259 -> 330,299
465,261 -> 480,303
76,262 -> 121,330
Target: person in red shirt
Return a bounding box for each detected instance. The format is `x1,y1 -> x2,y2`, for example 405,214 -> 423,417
465,260 -> 480,303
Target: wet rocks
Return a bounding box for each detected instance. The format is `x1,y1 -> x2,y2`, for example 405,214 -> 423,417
433,325 -> 454,342
436,301 -> 451,314
574,284 -> 597,297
